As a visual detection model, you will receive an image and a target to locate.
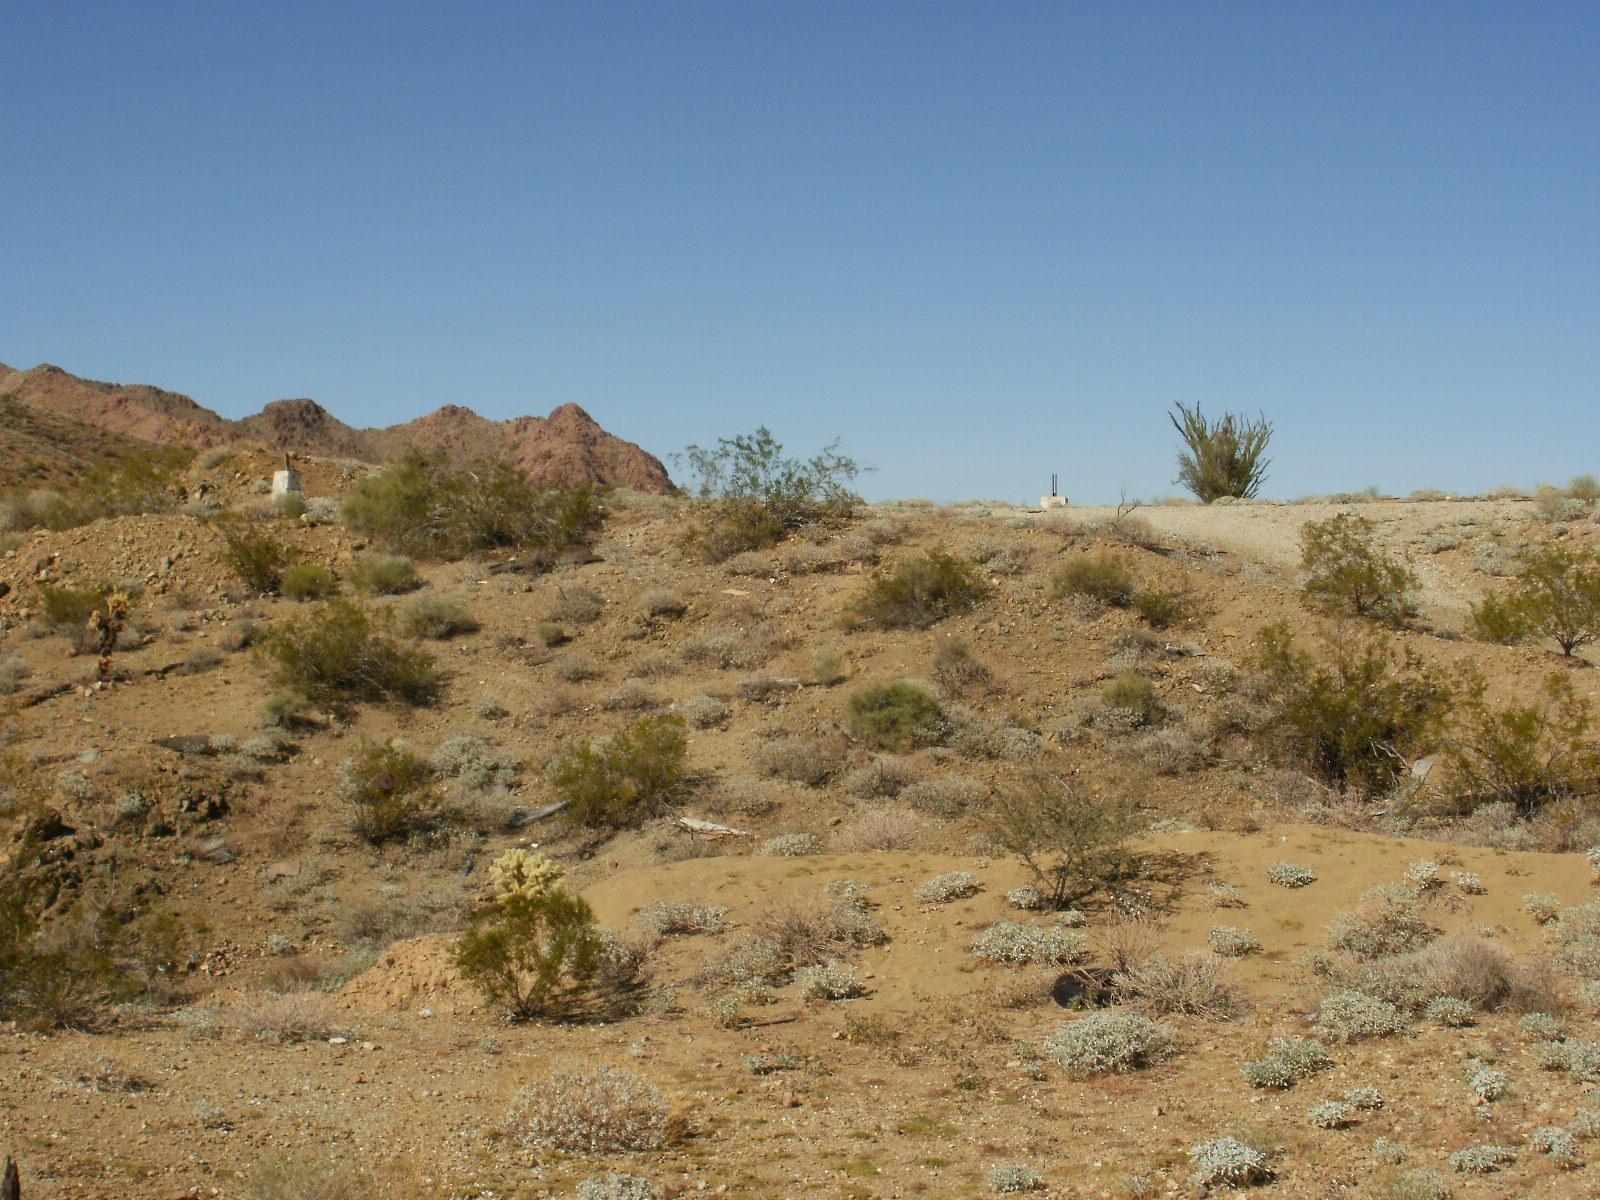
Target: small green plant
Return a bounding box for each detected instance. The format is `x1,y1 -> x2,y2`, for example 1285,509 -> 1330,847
280,562 -> 338,601
1299,513 -> 1417,625
215,519 -> 292,594
1132,588 -> 1193,629
1251,622 -> 1453,796
1102,674 -> 1162,727
34,582 -> 110,635
1169,402 -> 1272,503
339,740 -> 441,844
849,550 -> 989,629
1446,673 -> 1598,815
1470,544 -> 1600,656
844,681 -> 945,750
399,596 -> 479,640
347,552 -> 421,595
548,714 -> 690,830
987,773 -> 1140,908
452,888 -> 608,1020
256,598 -> 441,706
1047,551 -> 1135,607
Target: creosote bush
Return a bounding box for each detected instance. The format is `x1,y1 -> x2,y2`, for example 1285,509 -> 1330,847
1251,622 -> 1452,796
399,596 -> 479,640
453,889 -> 608,1020
1470,543 -> 1600,656
1299,513 -> 1417,625
844,681 -> 946,751
548,714 -> 690,830
987,773 -> 1140,908
340,740 -> 442,843
215,519 -> 291,595
1048,551 -> 1135,607
343,448 -> 602,561
257,598 -> 441,706
1169,402 -> 1272,503
849,550 -> 990,629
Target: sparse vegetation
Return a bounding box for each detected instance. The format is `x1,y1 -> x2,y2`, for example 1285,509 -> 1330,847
1446,672 -> 1599,814
347,552 -> 421,595
1047,551 -> 1135,607
215,519 -> 292,594
340,740 -> 442,843
399,595 -> 479,639
505,1063 -> 675,1153
1470,543 -> 1600,656
281,562 -> 338,601
1044,1012 -> 1177,1075
849,549 -> 989,629
987,773 -> 1140,908
1299,513 -> 1418,624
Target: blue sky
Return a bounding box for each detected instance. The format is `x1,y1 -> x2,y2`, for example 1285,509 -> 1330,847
3,2 -> 1597,503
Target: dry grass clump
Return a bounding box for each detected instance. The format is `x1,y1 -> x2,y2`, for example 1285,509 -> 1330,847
753,735 -> 845,787
505,1063 -> 677,1154
1047,551 -> 1135,607
1319,934 -> 1556,1015
843,756 -> 919,800
228,992 -> 348,1043
246,1156 -> 373,1200
899,776 -> 987,816
1325,884 -> 1437,959
399,595 -> 478,639
831,806 -> 941,853
551,586 -> 606,625
848,549 -> 989,629
680,621 -> 791,669
676,694 -> 730,729
757,885 -> 886,968
552,651 -> 601,682
638,588 -> 687,618
1112,951 -> 1243,1019
347,552 -> 421,596
932,640 -> 997,696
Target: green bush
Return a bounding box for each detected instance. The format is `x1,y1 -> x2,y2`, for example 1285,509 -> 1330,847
256,598 -> 441,706
1300,514 -> 1417,625
281,562 -> 338,601
1048,552 -> 1135,607
1,448 -> 193,533
845,681 -> 946,751
1251,622 -> 1452,796
849,550 -> 989,629
273,491 -> 309,519
348,552 -> 421,596
986,773 -> 1140,908
1569,474 -> 1600,503
399,596 -> 478,640
1470,544 -> 1600,657
34,582 -> 109,632
1447,673 -> 1599,815
342,449 -> 603,561
1102,673 -> 1162,727
1132,588 -> 1193,629
549,714 -> 690,830
340,740 -> 442,843
453,889 -> 610,1020
1169,402 -> 1272,503
216,520 -> 291,595
678,427 -> 862,562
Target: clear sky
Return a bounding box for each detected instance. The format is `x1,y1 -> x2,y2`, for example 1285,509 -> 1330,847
4,3 -> 1597,503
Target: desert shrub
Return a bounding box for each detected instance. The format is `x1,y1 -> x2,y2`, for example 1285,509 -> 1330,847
831,806 -> 940,853
453,887 -> 621,1020
431,736 -> 519,792
1299,514 -> 1417,624
215,520 -> 291,594
636,901 -> 726,938
932,640 -> 995,696
1044,1012 -> 1177,1075
1446,673 -> 1598,815
759,832 -> 824,857
1371,1169 -> 1450,1200
638,588 -> 687,618
1533,1125 -> 1580,1168
549,714 -> 690,830
988,774 -> 1139,908
1313,989 -> 1408,1042
505,1063 -> 674,1153
843,756 -> 918,800
552,651 -> 599,682
1251,623 -> 1452,796
915,871 -> 980,904
257,598 -> 440,706
1519,1011 -> 1563,1040
753,736 -> 844,786
281,562 -> 338,601
35,582 -> 110,634
0,654 -> 30,694
900,776 -> 987,816
1308,1100 -> 1355,1129
339,740 -> 442,843
1102,673 -> 1163,727
1169,402 -> 1272,503
343,449 -> 602,560
1242,1037 -> 1332,1089
1448,1145 -> 1514,1174
1426,996 -> 1475,1027
0,447 -> 191,531
1187,1136 -> 1273,1189
399,596 -> 478,639
1325,884 -> 1436,959
970,922 -> 1089,967
810,647 -> 847,686
849,550 -> 989,630
844,681 -> 946,751
347,552 -> 420,595
1208,926 -> 1260,957
1047,551 -> 1135,607
680,622 -> 788,669
1112,951 -> 1241,1019
1523,892 -> 1562,923
1132,588 -> 1193,629
246,1155 -> 372,1200
1330,934 -> 1551,1014
577,1175 -> 662,1200
678,427 -> 862,561
550,588 -> 606,628
676,695 -> 730,729
704,934 -> 786,990
230,992 -> 348,1042
1474,544 -> 1600,656
0,874 -> 130,1029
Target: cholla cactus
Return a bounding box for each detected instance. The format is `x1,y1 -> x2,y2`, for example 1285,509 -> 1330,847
1467,1066 -> 1507,1102
1403,860 -> 1442,892
1308,1100 -> 1354,1129
1448,1144 -> 1515,1174
1187,1136 -> 1273,1189
915,870 -> 981,904
1425,996 -> 1475,1027
1268,861 -> 1316,888
89,591 -> 129,680
1207,926 -> 1260,957
988,1164 -> 1044,1194
490,848 -> 564,901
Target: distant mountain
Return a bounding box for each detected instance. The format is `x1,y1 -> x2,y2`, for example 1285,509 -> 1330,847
0,363 -> 675,493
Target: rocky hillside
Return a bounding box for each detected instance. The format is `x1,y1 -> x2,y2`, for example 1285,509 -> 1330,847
0,361 -> 674,493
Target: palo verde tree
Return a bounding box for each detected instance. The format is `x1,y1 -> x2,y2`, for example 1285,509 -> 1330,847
1169,402 -> 1273,503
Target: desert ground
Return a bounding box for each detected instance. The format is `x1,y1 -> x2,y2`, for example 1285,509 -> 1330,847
3,456 -> 1599,1200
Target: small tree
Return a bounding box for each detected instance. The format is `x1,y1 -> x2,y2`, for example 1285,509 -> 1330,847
677,428 -> 865,561
1447,674 -> 1600,815
1169,402 -> 1272,503
1474,544 -> 1600,657
1251,622 -> 1453,797
549,714 -> 690,830
986,773 -> 1141,909
452,889 -> 606,1020
1299,513 -> 1417,626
